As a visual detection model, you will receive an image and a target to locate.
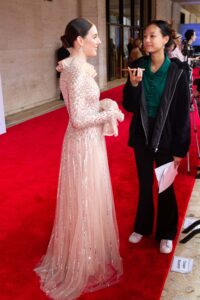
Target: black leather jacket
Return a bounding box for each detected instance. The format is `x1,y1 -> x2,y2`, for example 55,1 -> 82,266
122,56 -> 191,157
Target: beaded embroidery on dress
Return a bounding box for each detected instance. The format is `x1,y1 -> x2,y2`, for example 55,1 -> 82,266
34,56 -> 123,300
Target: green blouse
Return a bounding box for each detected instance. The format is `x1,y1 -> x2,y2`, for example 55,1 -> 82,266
143,55 -> 171,117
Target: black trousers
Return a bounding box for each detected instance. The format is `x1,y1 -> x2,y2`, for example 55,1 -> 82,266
133,144 -> 178,240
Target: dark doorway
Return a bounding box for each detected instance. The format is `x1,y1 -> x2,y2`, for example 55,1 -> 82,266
106,0 -> 151,80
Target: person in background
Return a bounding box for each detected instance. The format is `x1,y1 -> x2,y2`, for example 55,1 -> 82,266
127,37 -> 135,55
182,29 -> 197,61
128,38 -> 143,64
35,17 -> 123,300
56,35 -> 70,100
168,32 -> 184,62
109,38 -> 117,79
123,20 -> 191,254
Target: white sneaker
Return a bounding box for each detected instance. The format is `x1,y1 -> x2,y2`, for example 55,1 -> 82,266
128,232 -> 143,243
160,239 -> 173,254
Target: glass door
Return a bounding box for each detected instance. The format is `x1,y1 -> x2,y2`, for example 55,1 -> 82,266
106,0 -> 151,81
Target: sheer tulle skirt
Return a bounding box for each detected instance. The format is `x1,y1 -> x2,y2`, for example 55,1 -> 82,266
34,126 -> 123,300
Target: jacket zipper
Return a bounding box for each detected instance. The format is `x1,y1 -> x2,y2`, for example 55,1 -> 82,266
140,110 -> 148,145
154,70 -> 183,152
140,86 -> 148,145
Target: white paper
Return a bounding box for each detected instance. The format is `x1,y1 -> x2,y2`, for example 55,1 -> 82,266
183,217 -> 200,230
155,161 -> 178,193
0,73 -> 6,135
171,256 -> 193,273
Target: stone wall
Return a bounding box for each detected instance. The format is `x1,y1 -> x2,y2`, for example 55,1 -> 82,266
155,0 -> 173,24
79,0 -> 107,89
0,0 -> 106,116
172,2 -> 182,32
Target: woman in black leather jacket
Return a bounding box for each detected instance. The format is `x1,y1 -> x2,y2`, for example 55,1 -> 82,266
122,20 -> 191,254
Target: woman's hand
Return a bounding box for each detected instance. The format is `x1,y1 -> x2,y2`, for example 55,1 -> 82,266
128,67 -> 144,87
100,99 -> 124,122
173,156 -> 182,169
115,110 -> 124,122
111,110 -> 124,122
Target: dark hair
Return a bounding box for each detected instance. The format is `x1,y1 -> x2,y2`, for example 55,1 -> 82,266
184,29 -> 194,41
165,39 -> 176,54
146,20 -> 173,48
63,18 -> 93,48
132,38 -> 142,48
60,35 -> 67,46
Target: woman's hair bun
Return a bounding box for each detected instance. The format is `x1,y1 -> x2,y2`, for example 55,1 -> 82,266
60,35 -> 71,48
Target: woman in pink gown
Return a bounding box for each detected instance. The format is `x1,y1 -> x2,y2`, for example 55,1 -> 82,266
35,18 -> 123,300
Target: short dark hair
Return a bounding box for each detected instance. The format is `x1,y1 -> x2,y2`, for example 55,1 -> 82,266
146,20 -> 173,48
184,29 -> 194,41
63,18 -> 93,48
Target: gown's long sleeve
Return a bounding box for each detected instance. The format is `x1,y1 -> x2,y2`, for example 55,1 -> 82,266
60,62 -> 115,129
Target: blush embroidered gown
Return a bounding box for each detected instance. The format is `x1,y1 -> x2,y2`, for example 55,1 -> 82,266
34,57 -> 123,300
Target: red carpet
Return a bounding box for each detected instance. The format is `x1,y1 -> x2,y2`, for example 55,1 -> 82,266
0,85 -> 199,300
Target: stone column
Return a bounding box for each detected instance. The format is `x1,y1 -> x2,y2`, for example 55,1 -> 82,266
79,0 -> 107,88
